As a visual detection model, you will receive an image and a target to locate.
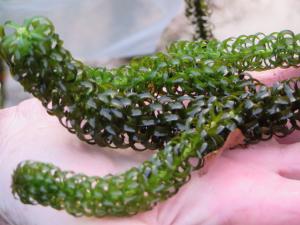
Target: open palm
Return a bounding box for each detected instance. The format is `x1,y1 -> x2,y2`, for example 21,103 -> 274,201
1,67 -> 300,225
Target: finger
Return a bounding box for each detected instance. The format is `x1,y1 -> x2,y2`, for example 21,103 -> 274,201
227,177 -> 300,225
276,142 -> 300,181
275,130 -> 300,144
203,144 -> 300,225
159,141 -> 300,225
249,67 -> 300,86
250,67 -> 300,144
219,138 -> 282,172
222,139 -> 300,182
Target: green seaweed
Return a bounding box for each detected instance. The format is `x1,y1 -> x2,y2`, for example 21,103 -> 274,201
185,0 -> 214,40
0,17 -> 299,217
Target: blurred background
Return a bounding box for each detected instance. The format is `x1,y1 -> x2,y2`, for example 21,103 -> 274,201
0,0 -> 299,108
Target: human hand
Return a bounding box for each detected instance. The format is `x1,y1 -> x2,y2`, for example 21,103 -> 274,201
0,67 -> 300,225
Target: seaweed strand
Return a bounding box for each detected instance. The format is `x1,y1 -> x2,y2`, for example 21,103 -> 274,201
0,17 -> 299,217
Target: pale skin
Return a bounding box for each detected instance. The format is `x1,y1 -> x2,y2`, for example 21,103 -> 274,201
0,67 -> 300,225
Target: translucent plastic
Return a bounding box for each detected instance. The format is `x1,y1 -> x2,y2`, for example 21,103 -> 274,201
0,0 -> 182,60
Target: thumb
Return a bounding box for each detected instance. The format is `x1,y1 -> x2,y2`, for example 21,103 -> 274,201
250,67 -> 300,86
250,67 -> 300,144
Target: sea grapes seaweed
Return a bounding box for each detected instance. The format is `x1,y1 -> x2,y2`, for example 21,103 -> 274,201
0,17 -> 299,217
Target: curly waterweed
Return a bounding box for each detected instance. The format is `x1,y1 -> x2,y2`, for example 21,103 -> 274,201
0,18 -> 299,150
0,17 -> 299,217
185,0 -> 214,40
